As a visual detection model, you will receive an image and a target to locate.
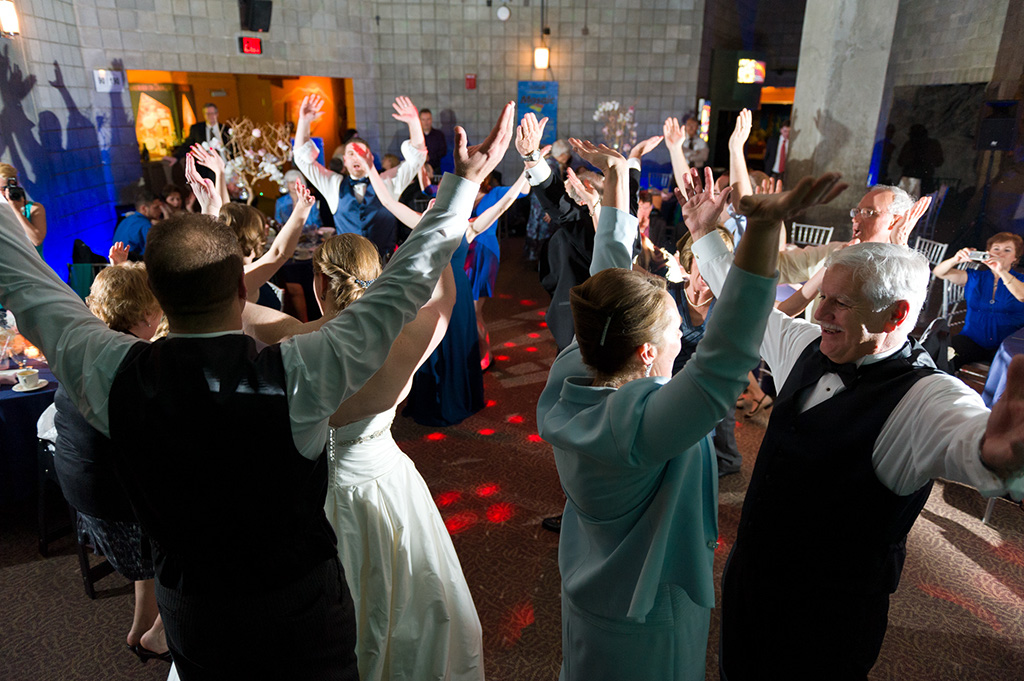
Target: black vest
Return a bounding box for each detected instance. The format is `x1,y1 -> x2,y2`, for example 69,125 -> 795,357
731,338 -> 938,595
108,335 -> 337,594
53,384 -> 136,522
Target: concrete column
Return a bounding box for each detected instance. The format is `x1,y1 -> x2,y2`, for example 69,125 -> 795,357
786,0 -> 901,235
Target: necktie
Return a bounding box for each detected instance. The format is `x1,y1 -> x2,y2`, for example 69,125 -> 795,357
816,350 -> 857,387
778,138 -> 786,173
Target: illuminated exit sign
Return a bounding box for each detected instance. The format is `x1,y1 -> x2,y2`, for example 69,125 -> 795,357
238,36 -> 263,55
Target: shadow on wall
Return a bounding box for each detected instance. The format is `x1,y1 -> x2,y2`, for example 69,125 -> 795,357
786,107 -> 855,234
0,46 -> 135,277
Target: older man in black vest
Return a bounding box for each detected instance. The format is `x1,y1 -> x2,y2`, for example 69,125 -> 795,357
0,102 -> 516,680
690,232 -> 1024,680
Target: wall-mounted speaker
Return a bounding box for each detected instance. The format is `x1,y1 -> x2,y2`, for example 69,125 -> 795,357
976,100 -> 1018,151
239,0 -> 272,33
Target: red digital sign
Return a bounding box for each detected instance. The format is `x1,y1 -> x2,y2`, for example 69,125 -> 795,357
239,36 -> 263,55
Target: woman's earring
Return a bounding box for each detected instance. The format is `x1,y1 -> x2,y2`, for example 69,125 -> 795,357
644,362 -> 653,378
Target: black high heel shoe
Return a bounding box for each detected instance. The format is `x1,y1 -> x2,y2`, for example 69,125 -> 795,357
127,643 -> 173,664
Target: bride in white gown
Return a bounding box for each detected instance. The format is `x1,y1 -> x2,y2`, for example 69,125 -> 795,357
242,233 -> 485,681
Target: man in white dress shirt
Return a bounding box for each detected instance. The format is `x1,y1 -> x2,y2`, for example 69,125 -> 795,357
690,228 -> 1024,679
682,116 -> 709,169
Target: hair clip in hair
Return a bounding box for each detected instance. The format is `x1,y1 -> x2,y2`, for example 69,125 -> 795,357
354,277 -> 376,290
599,315 -> 612,346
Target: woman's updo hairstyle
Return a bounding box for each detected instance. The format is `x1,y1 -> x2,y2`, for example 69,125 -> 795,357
570,268 -> 670,378
219,203 -> 265,258
313,234 -> 382,313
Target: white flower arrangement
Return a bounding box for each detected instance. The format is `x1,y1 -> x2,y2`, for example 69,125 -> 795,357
592,100 -> 637,154
223,117 -> 294,202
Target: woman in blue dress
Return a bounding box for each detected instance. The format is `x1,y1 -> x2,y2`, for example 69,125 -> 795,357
536,135 -> 844,680
934,232 -> 1024,370
365,153 -> 525,425
466,172 -> 529,368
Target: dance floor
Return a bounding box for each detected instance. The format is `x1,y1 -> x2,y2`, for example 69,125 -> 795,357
2,237 -> 1023,680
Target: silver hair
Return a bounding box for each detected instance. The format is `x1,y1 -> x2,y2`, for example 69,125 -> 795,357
868,184 -> 914,217
825,242 -> 930,329
551,138 -> 572,158
283,169 -> 305,185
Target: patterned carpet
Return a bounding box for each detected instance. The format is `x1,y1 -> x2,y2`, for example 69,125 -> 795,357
2,237 -> 1024,680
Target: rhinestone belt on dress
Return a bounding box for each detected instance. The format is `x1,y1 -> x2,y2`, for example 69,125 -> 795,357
328,422 -> 393,459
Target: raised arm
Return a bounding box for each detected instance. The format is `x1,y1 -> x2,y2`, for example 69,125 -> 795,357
0,196 -> 137,437
663,117 -> 691,192
185,153 -> 222,216
282,101 -> 518,457
565,167 -> 602,231
243,182 -> 313,298
385,97 -> 428,197
293,95 -> 344,214
569,139 -> 633,273
360,147 -> 425,230
933,248 -> 970,286
467,171 -> 529,243
330,266 -> 457,425
985,256 -> 1024,302
242,299 -> 329,345
189,143 -> 230,207
729,108 -> 754,204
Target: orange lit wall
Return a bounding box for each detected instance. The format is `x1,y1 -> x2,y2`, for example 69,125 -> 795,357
760,87 -> 795,105
271,76 -> 351,158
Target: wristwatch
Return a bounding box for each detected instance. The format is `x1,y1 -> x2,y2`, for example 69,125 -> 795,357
521,149 -> 542,163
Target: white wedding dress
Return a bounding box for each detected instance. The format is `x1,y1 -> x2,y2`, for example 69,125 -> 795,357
326,408 -> 485,681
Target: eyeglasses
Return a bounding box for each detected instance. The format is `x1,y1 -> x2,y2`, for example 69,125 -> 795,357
850,208 -> 889,219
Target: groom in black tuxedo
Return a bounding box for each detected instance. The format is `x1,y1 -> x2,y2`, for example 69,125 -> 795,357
173,103 -> 231,180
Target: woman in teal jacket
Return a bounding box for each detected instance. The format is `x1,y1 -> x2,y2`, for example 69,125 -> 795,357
536,138 -> 843,680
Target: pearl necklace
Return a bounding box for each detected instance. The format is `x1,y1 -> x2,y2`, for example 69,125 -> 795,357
686,287 -> 713,309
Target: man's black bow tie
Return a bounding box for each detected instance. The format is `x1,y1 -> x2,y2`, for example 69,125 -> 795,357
817,351 -> 858,387
350,177 -> 370,186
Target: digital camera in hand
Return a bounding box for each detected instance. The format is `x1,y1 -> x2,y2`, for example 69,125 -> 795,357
5,178 -> 24,202
968,251 -> 991,262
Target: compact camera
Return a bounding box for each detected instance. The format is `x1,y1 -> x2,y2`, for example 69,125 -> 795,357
967,250 -> 992,262
5,177 -> 25,202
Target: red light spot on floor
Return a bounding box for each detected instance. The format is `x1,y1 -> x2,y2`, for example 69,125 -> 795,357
990,541 -> 1024,568
917,583 -> 1002,631
495,355 -> 510,361
525,347 -> 538,352
476,482 -> 500,497
539,322 -> 548,328
519,299 -> 536,306
425,432 -> 446,441
503,341 -> 515,348
527,434 -> 544,443
478,428 -> 495,436
499,601 -> 536,647
444,511 -> 478,535
507,414 -> 525,424
434,490 -> 463,507
498,293 -> 512,299
486,502 -> 516,523
528,332 -> 540,339
537,310 -> 546,316
486,399 -> 498,407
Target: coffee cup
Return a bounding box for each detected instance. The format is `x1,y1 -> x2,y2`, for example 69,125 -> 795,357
16,368 -> 39,389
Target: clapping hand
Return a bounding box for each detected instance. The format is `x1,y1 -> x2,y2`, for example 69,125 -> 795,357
729,108 -> 752,152
189,143 -> 225,175
663,117 -> 685,149
568,138 -> 628,173
674,167 -> 733,238
292,182 -> 315,219
515,112 -> 549,160
737,172 -> 846,229
565,167 -> 600,212
454,101 -> 516,185
889,195 -> 932,246
108,241 -> 129,266
629,135 -> 664,161
391,96 -> 420,126
185,154 -> 221,216
754,177 -> 783,195
298,95 -> 325,125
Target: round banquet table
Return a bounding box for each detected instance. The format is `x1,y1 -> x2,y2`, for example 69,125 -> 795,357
0,360 -> 58,505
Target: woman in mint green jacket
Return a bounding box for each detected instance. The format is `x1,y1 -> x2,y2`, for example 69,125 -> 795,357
536,138 -> 842,680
